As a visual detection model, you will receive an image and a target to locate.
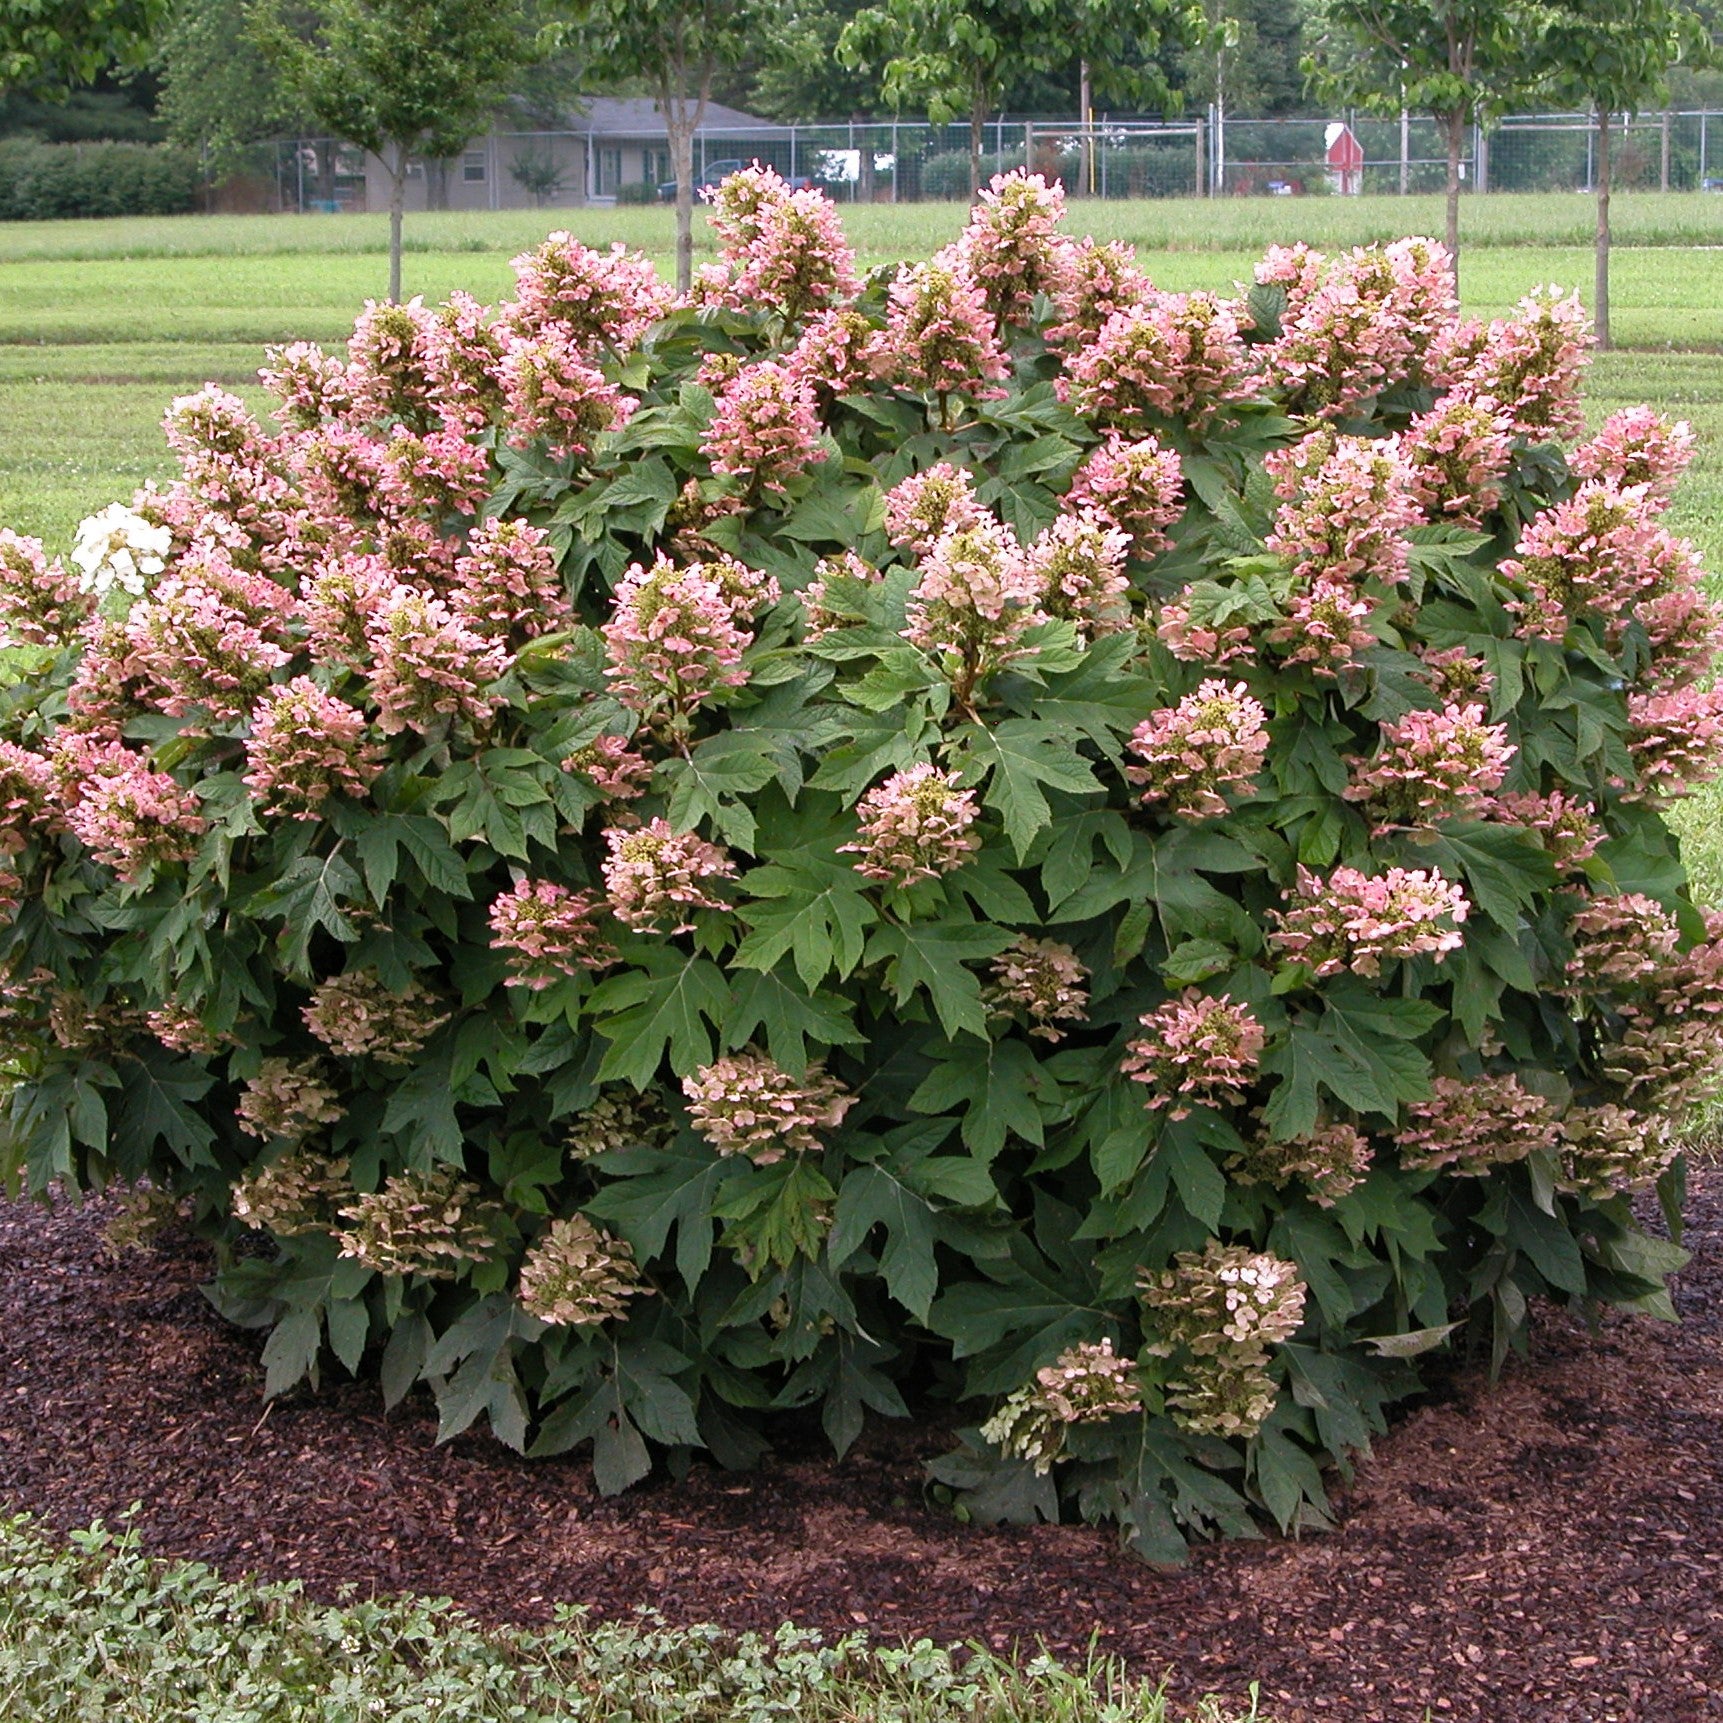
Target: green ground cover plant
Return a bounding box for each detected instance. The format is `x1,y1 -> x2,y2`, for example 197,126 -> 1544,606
0,171 -> 1715,1557
0,1513 -> 1259,1722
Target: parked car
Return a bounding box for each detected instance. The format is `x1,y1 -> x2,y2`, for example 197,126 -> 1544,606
656,158 -> 822,202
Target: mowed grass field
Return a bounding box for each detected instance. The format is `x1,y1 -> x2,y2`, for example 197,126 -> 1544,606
3,187 -> 1722,920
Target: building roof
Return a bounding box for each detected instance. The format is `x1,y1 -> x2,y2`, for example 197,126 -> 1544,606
565,96 -> 783,136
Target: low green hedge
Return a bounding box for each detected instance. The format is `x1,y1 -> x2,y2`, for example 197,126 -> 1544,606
0,139 -> 202,221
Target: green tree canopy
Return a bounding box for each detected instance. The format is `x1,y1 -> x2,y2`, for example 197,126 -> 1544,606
1533,0 -> 1711,348
554,0 -> 766,293
0,0 -> 170,97
838,0 -> 1194,195
1304,0 -> 1550,272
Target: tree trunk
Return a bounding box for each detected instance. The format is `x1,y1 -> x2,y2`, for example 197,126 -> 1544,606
662,58 -> 705,298
969,81 -> 984,200
1444,110 -> 1463,285
1595,106 -> 1612,352
388,144 -> 406,303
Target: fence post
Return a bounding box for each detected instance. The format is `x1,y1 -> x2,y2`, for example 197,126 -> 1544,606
1194,110 -> 1205,198
1400,106 -> 1409,194
1661,109 -> 1671,192
1024,120 -> 1034,174
1477,127 -> 1488,195
1703,111 -> 1710,188
891,121 -> 898,202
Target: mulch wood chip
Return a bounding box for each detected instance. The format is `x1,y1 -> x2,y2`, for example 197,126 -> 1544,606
1,1177 -> 1719,1722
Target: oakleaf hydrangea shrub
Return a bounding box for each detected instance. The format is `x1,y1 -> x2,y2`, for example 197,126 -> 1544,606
0,170 -> 1711,1561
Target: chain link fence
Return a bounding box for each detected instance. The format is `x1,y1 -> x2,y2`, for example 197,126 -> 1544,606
253,111 -> 1723,214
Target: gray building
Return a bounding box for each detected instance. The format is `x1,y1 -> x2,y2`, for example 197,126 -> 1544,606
360,97 -> 790,213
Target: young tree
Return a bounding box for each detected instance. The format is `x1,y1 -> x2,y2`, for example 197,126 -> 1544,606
252,0 -> 543,301
1305,0 -> 1548,275
155,0 -> 311,183
556,0 -> 765,295
838,0 -> 1191,198
0,0 -> 170,96
1534,0 -> 1709,350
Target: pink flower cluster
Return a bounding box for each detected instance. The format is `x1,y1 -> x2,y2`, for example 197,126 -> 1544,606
1121,990 -> 1265,1118
1266,429 -> 1420,587
1570,406 -> 1695,499
506,235 -> 671,350
56,736 -> 206,881
1503,480 -> 1719,688
450,517 -> 570,642
902,517 -> 1046,684
488,879 -> 617,988
345,298 -> 438,423
986,935 -> 1090,1041
1445,288 -> 1591,442
873,260 -> 1010,403
243,677 -> 382,818
1270,864 -> 1469,977
365,584 -> 509,735
788,308 -> 876,399
704,361 -> 830,494
1024,511 -> 1132,639
1229,1118 -> 1373,1207
301,552 -> 397,669
1062,434 -> 1185,560
1127,679 -> 1270,820
1045,237 -> 1152,349
883,464 -> 985,556
1263,578 -> 1376,676
1400,395 -> 1515,526
562,734 -> 653,801
1563,892 -> 1680,993
497,327 -> 637,462
121,565 -> 296,720
1063,294 -> 1257,432
376,427 -> 491,520
260,339 -> 355,431
1397,1074 -> 1559,1176
841,762 -> 981,887
956,170 -> 1069,329
1622,684 -> 1723,804
721,180 -> 860,326
1494,787 -> 1600,873
0,742 -> 58,854
1345,701 -> 1515,828
423,293 -> 509,432
602,554 -> 779,718
1259,239 -> 1455,418
682,1047 -> 854,1164
0,529 -> 90,647
1557,1103 -> 1677,1199
600,818 -> 736,932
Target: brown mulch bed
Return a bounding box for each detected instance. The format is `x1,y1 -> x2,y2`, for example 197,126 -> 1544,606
1,1181 -> 1720,1723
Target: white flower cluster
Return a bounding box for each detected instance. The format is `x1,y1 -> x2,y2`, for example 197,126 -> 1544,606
70,503 -> 172,602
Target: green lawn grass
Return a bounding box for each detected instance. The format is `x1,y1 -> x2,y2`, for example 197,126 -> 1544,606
3,188 -> 1723,263
0,1514 -> 1259,1723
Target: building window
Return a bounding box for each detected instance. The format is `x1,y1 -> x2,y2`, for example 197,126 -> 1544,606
463,150 -> 487,183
